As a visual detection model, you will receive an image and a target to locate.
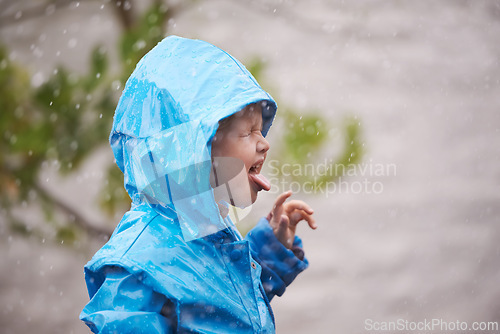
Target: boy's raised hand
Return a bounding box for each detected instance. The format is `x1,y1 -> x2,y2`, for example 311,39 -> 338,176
266,191 -> 317,249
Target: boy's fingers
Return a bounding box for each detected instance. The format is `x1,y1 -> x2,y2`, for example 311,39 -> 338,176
275,191 -> 292,208
284,200 -> 314,215
289,209 -> 317,230
271,191 -> 292,216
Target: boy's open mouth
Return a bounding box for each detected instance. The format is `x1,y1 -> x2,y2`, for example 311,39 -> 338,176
248,159 -> 271,191
249,160 -> 263,174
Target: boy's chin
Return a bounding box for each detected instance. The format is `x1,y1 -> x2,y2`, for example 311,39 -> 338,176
231,197 -> 256,209
229,191 -> 258,209
250,191 -> 258,204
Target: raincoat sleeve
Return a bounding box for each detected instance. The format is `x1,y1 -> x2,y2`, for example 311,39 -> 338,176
245,217 -> 309,301
80,266 -> 174,334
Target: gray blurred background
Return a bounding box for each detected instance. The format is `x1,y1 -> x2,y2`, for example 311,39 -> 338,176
1,0 -> 499,333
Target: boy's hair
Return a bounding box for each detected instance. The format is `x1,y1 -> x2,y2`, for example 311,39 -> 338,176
217,114 -> 234,132
217,103 -> 258,132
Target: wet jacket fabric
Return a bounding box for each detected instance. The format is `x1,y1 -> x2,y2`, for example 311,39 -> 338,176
80,35 -> 308,333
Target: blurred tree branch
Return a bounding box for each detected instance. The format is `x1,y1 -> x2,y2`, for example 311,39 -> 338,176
113,0 -> 135,31
32,181 -> 114,237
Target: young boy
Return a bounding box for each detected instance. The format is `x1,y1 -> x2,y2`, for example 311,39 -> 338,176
80,35 -> 316,333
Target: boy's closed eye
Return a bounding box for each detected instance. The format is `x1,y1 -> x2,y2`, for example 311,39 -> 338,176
249,132 -> 262,138
241,128 -> 262,137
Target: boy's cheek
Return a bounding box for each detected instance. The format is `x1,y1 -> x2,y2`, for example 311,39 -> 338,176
210,157 -> 245,184
210,157 -> 254,208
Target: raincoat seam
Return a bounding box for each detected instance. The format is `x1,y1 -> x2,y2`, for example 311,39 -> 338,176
215,47 -> 268,98
119,213 -> 160,260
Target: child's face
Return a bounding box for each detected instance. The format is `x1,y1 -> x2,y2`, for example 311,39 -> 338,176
210,103 -> 271,208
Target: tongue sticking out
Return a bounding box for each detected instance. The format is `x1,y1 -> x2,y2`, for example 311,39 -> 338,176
248,173 -> 271,191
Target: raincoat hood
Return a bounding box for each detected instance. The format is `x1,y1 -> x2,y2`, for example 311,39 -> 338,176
110,35 -> 277,241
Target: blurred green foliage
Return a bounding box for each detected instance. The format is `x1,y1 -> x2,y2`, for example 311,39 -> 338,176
281,110 -> 329,163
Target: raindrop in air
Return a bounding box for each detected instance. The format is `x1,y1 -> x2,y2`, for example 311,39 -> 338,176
45,4 -> 56,16
68,38 -> 77,48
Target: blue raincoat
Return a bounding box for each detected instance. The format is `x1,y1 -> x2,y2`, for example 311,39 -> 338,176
80,36 -> 308,333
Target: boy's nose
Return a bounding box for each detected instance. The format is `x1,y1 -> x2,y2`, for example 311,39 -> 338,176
257,136 -> 270,153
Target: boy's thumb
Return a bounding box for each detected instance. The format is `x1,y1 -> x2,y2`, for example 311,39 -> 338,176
275,215 -> 289,243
